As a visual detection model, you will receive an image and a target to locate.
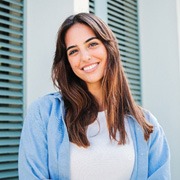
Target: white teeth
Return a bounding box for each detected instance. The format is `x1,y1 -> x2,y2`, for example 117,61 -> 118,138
83,63 -> 97,71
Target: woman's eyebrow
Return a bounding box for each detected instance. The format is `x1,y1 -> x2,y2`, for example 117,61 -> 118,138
66,37 -> 98,52
84,37 -> 98,43
66,45 -> 77,52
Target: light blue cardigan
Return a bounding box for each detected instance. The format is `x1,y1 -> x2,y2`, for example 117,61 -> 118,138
18,92 -> 171,180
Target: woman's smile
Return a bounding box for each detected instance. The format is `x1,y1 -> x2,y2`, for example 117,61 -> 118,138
82,62 -> 99,72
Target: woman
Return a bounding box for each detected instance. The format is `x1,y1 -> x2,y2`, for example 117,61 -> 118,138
19,13 -> 170,179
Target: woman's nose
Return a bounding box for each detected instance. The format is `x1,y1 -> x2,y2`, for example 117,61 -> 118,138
80,49 -> 91,62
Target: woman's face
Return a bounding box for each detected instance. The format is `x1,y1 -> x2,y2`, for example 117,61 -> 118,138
65,23 -> 107,89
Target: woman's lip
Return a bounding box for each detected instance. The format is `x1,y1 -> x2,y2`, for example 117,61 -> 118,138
82,63 -> 99,72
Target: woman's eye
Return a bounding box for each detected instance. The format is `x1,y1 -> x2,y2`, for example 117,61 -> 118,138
89,42 -> 98,47
69,49 -> 78,56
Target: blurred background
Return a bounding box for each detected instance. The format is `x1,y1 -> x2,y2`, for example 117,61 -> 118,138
0,0 -> 180,179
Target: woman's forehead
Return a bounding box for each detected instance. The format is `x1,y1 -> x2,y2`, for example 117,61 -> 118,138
65,23 -> 96,47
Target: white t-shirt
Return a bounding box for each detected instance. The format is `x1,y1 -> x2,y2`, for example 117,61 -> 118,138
70,111 -> 135,180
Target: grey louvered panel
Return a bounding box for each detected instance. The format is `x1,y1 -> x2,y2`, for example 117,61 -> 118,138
0,146 -> 19,154
3,0 -> 23,6
0,122 -> 23,129
108,0 -> 137,15
121,50 -> 139,60
108,10 -> 138,29
0,11 -> 23,21
129,78 -> 141,87
0,34 -> 23,43
0,170 -> 18,179
0,90 -> 23,97
107,0 -> 141,104
0,65 -> 23,74
108,20 -> 138,37
118,40 -> 138,50
0,98 -> 23,105
126,72 -> 141,80
122,60 -> 140,70
0,50 -> 23,58
0,115 -> 23,122
0,139 -> 20,146
119,44 -> 139,55
124,67 -> 140,76
0,163 -> 17,172
0,107 -> 23,114
0,58 -> 23,66
124,0 -> 137,6
0,19 -> 23,29
0,74 -> 23,82
121,56 -> 140,65
0,154 -> 18,163
110,25 -> 138,40
0,27 -> 23,36
115,33 -> 138,45
0,42 -> 23,51
0,82 -> 23,89
120,0 -> 137,10
0,131 -> 21,138
108,2 -> 137,21
89,0 -> 95,14
0,0 -> 24,179
0,3 -> 23,14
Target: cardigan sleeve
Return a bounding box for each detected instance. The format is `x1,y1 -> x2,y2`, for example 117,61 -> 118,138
146,111 -> 171,180
18,99 -> 50,180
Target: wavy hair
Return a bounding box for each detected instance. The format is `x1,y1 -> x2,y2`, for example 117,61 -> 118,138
52,13 -> 153,147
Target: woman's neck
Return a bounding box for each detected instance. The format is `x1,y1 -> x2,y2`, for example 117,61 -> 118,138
87,83 -> 105,111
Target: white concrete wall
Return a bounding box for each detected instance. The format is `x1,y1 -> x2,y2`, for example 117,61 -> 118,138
177,0 -> 180,66
94,0 -> 108,23
139,0 -> 180,179
26,0 -> 89,107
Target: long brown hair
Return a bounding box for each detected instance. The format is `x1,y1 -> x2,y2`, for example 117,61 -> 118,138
52,13 -> 153,147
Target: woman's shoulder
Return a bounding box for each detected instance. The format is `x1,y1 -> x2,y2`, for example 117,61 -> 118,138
32,91 -> 62,103
25,92 -> 64,123
126,108 -> 158,126
28,92 -> 63,110
141,108 -> 168,145
127,108 -> 163,136
142,108 -> 161,129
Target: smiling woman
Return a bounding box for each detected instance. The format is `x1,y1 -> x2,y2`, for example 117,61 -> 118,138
18,13 -> 171,180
